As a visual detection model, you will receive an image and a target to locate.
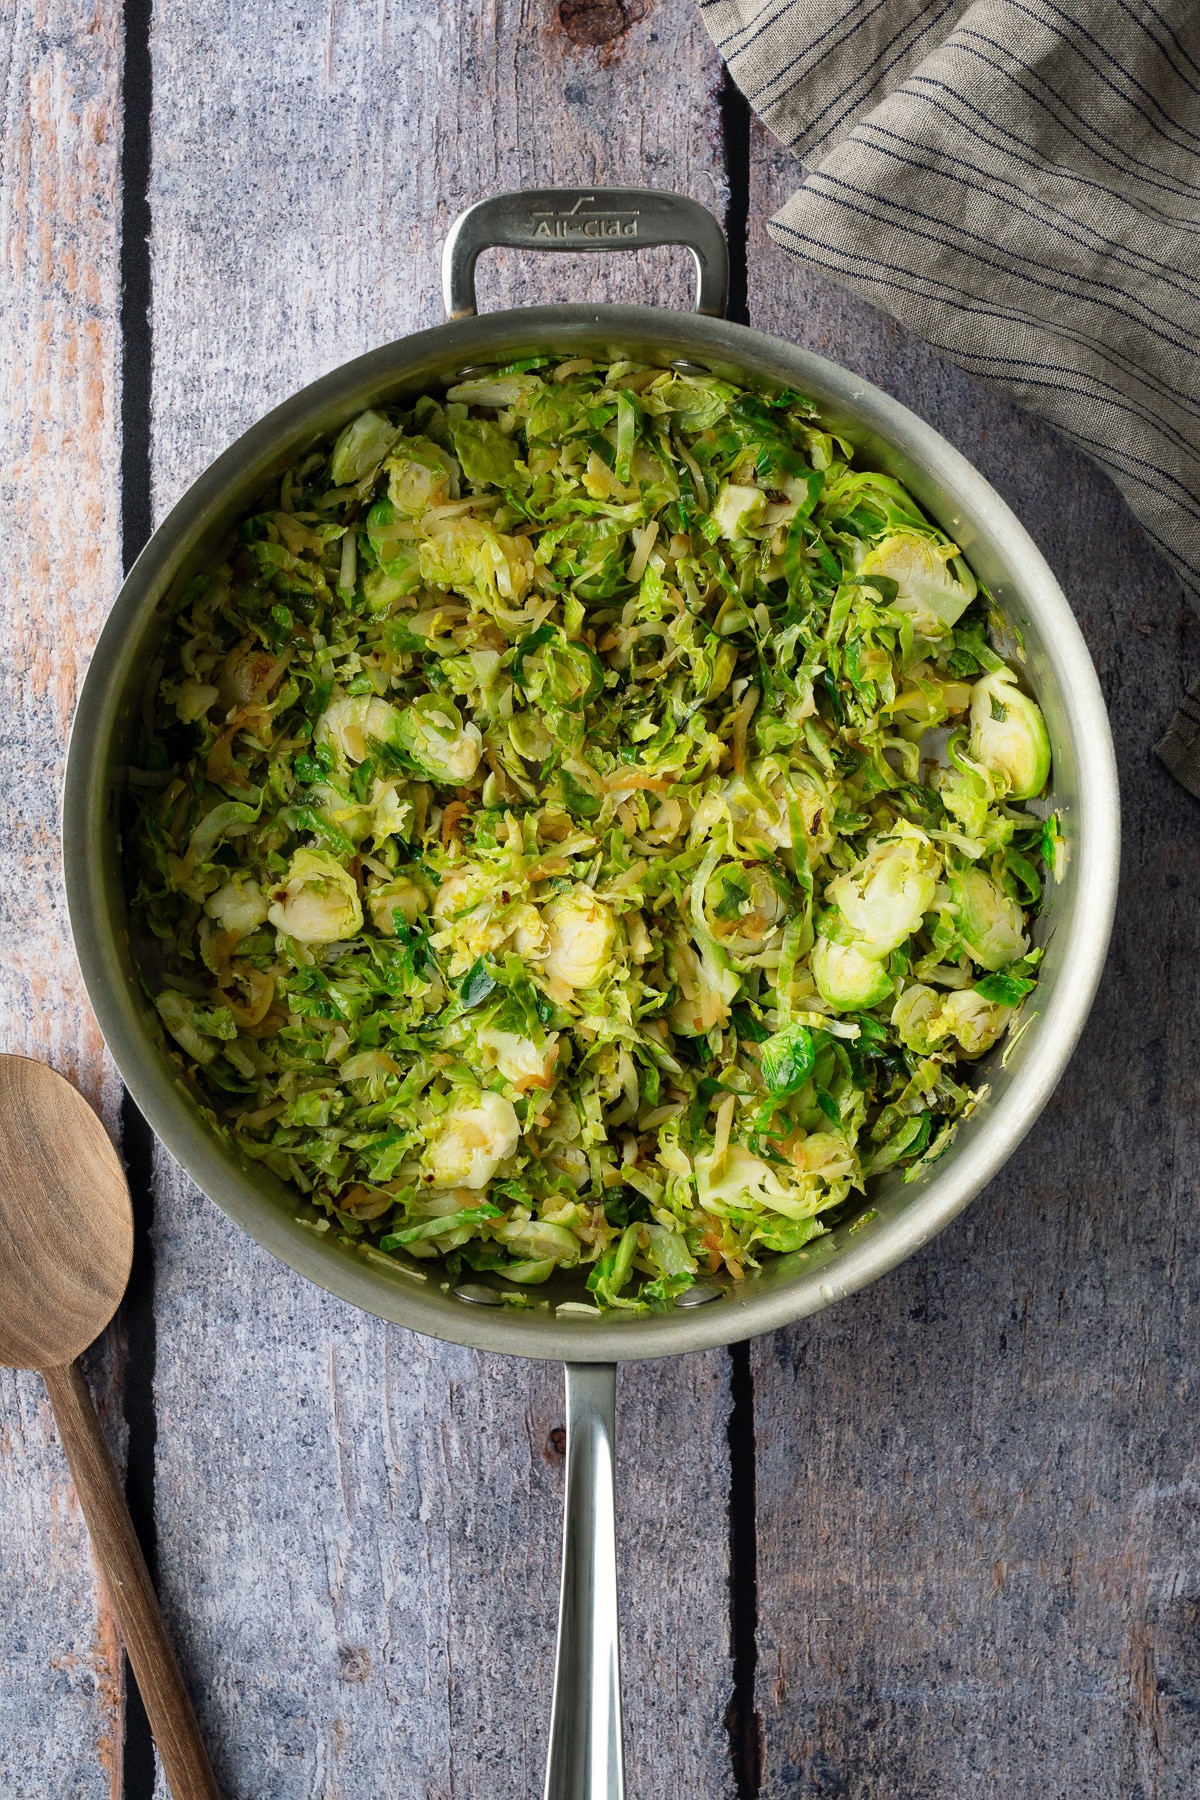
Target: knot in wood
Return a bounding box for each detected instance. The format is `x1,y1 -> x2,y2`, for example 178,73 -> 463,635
546,1425 -> 567,1459
557,0 -> 648,48
338,1646 -> 372,1683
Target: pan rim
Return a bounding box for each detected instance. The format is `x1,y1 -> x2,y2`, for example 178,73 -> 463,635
63,302 -> 1119,1361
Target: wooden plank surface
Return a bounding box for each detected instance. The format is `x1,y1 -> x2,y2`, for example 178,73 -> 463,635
9,7 -> 1200,1797
147,0 -> 731,517
152,1154 -> 735,1798
145,4 -> 737,1796
0,1 -> 127,1794
748,118 -> 1200,1797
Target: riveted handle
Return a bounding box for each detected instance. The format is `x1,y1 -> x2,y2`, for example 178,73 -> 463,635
544,1363 -> 624,1800
442,188 -> 729,321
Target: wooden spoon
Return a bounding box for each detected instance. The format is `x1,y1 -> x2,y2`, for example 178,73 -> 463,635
0,1055 -> 219,1800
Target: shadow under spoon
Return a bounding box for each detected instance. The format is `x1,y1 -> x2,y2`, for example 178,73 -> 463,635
0,1053 -> 219,1799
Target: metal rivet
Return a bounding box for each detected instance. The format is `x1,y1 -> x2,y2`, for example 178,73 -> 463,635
670,359 -> 709,375
453,1282 -> 504,1307
674,1283 -> 723,1308
452,365 -> 493,379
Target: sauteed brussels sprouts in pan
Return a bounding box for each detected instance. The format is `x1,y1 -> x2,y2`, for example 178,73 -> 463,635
127,356 -> 1055,1311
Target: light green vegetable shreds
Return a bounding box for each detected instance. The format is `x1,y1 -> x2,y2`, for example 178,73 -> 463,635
128,356 -> 1054,1309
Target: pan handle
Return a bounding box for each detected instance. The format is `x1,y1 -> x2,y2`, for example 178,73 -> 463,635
442,188 -> 729,321
545,1363 -> 624,1800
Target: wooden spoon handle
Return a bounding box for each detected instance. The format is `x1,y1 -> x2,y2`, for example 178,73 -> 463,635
42,1360 -> 220,1800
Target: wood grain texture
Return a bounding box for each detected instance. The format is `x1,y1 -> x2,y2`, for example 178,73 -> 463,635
42,1361 -> 220,1800
0,2 -> 126,1793
16,7 -> 1195,1794
747,116 -> 1200,1798
147,0 -> 731,518
0,1057 -> 132,1371
0,1361 -> 127,1800
0,0 -> 123,1112
150,1151 -> 735,1798
146,5 -> 736,1795
0,1056 -> 214,1796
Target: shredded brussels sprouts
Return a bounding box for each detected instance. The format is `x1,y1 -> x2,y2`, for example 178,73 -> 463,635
128,355 -> 1054,1311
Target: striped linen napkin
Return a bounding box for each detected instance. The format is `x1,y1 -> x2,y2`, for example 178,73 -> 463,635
699,0 -> 1200,794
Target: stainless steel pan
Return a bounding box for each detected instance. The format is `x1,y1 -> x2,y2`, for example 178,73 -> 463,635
63,189 -> 1120,1799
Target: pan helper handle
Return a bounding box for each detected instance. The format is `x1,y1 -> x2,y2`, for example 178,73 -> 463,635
545,1363 -> 624,1800
442,188 -> 729,320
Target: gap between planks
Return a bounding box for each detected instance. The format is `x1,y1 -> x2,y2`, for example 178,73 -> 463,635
110,22 -> 761,1798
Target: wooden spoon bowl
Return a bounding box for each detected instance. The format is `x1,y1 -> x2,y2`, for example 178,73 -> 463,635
0,1055 -> 133,1369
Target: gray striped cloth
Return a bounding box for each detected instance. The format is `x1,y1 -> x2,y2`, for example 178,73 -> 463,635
698,0 -> 1200,795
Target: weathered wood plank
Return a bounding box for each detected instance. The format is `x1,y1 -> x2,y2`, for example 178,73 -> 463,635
747,116 -> 1200,1796
0,8 -> 123,1107
146,4 -> 737,1794
0,1 -> 127,1793
151,1154 -> 735,1797
147,0 -> 732,519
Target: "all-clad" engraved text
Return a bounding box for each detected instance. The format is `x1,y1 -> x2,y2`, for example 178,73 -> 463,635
530,196 -> 640,240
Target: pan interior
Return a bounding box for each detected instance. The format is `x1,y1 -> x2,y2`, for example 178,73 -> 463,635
64,305 -> 1117,1361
